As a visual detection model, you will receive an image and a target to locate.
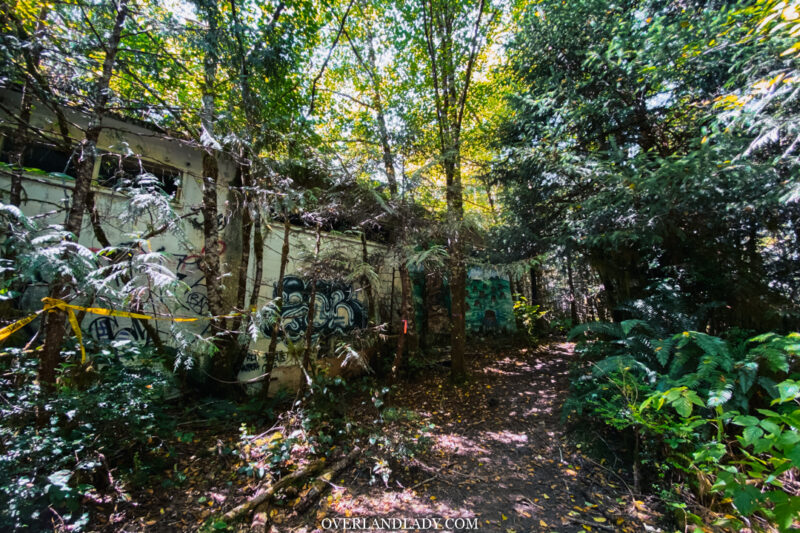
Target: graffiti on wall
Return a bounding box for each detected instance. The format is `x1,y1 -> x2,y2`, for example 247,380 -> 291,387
410,272 -> 451,341
80,240 -> 222,343
259,275 -> 367,345
465,271 -> 515,334
410,269 -> 515,338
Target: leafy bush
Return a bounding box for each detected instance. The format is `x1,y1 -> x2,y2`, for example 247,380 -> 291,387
566,315 -> 800,531
0,342 -> 174,530
513,296 -> 548,339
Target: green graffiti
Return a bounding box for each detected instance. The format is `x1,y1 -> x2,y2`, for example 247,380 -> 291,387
411,270 -> 515,337
466,276 -> 516,334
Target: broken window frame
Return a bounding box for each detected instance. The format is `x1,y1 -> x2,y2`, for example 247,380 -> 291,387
95,152 -> 183,204
0,133 -> 79,181
0,132 -> 184,205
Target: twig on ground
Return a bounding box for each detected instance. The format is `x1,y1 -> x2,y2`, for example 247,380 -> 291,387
566,517 -> 616,531
409,475 -> 438,490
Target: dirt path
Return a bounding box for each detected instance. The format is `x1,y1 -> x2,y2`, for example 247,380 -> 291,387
104,342 -> 661,532
288,342 -> 660,533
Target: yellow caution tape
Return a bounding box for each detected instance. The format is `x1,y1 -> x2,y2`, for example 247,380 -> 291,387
0,298 -> 245,364
0,309 -> 45,343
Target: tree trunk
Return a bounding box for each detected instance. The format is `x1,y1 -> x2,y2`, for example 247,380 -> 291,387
197,0 -> 224,322
391,262 -> 412,382
233,164 -> 253,333
201,151 -> 229,379
39,0 -> 129,391
199,163 -> 224,320
195,0 -> 234,387
400,264 -> 418,356
419,0 -> 486,382
567,251 -> 579,325
263,213 -> 291,398
388,268 -> 396,334
249,213 -> 264,310
449,258 -> 467,380
364,32 -> 398,196
445,158 -> 467,381
301,225 -> 322,375
360,232 -> 378,325
8,7 -> 48,206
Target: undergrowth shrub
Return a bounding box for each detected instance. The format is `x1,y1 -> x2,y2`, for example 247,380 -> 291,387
513,296 -> 549,340
565,311 -> 800,531
0,341 -> 174,531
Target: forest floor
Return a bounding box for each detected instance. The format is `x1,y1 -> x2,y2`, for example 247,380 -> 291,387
100,342 -> 667,532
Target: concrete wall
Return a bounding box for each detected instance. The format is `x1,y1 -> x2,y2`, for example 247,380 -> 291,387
0,91 -> 396,391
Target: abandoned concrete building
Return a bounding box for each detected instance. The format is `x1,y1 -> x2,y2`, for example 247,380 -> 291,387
0,88 -> 516,391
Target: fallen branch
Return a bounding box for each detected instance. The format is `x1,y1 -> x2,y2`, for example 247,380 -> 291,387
566,517 -> 616,531
408,475 -> 438,490
221,458 -> 326,523
294,447 -> 360,515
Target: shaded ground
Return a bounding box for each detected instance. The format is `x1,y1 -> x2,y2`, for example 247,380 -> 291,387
101,342 -> 664,532
284,341 -> 663,533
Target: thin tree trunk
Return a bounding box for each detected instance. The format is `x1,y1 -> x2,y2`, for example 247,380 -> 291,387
263,213 -> 291,398
232,164 -> 253,333
567,251 -> 578,325
195,0 -> 233,387
445,159 -> 467,381
449,257 -> 467,380
200,154 -> 225,315
401,265 -> 418,357
360,232 -> 378,325
8,7 -> 48,206
391,262 -> 411,382
363,29 -> 397,196
420,0 -> 485,383
300,225 -> 322,377
39,0 -> 129,391
196,0 -> 225,323
249,213 -> 264,309
388,267 -> 395,334
199,164 -> 224,320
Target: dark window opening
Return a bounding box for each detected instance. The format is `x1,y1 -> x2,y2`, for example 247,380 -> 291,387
0,140 -> 77,178
97,154 -> 181,198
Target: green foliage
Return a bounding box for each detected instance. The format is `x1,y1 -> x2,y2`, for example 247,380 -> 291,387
494,0 -> 800,331
513,296 -> 548,340
567,312 -> 800,531
0,343 -> 174,530
0,203 -> 97,291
